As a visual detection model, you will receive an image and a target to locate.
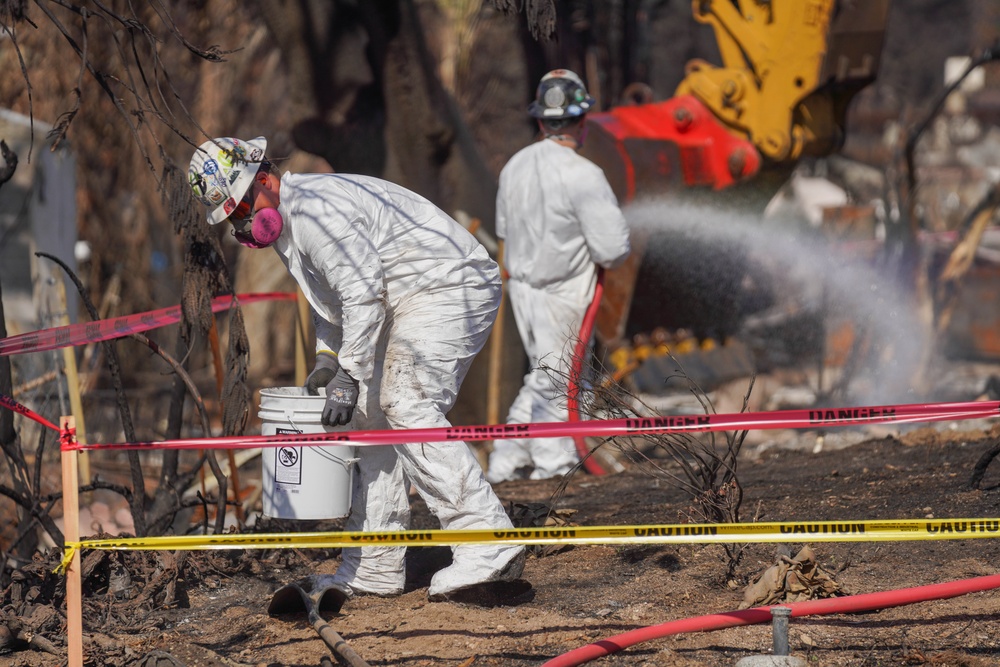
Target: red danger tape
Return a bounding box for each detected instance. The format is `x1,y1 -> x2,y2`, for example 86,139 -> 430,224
0,393 -> 60,432
62,399 -> 1000,452
0,292 -> 296,357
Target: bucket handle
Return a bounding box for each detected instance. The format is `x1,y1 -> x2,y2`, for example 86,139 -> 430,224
313,454 -> 359,473
283,411 -> 302,432
282,411 -> 359,471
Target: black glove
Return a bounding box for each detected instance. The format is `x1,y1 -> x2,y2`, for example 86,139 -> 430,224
305,351 -> 340,395
321,367 -> 360,426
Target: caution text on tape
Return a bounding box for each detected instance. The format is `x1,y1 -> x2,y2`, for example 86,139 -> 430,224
58,517 -> 1000,570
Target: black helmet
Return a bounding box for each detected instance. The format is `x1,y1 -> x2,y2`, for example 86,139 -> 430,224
528,69 -> 596,120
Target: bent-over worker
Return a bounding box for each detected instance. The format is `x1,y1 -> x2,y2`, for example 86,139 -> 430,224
188,136 -> 525,605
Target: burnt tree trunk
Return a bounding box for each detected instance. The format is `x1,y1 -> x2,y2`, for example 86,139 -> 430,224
250,0 -> 517,425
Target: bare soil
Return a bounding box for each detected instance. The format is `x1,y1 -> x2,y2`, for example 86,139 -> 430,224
3,421 -> 1000,667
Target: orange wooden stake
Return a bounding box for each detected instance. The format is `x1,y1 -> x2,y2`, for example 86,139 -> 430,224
59,416 -> 83,667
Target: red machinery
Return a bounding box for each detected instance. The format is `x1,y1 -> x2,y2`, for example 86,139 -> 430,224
566,1 -> 893,472
579,0 -> 893,347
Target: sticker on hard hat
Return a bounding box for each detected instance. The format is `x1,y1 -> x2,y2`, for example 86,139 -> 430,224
543,86 -> 567,108
206,187 -> 225,205
189,173 -> 207,196
218,147 -> 243,168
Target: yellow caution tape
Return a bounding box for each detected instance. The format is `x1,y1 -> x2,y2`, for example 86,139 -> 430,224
56,546 -> 76,575
58,518 -> 1000,564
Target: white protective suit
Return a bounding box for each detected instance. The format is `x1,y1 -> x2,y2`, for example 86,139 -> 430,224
487,138 -> 631,482
272,172 -> 523,598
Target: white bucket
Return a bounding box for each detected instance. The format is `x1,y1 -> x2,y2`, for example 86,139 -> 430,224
258,386 -> 357,520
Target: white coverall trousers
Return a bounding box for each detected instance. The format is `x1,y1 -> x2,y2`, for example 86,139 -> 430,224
332,281 -> 523,597
487,271 -> 594,482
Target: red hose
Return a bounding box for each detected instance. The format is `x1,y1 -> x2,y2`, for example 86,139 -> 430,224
542,573 -> 1000,666
568,269 -> 607,475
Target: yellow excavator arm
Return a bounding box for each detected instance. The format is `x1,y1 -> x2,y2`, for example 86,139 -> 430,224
676,0 -> 891,162
580,0 -> 893,347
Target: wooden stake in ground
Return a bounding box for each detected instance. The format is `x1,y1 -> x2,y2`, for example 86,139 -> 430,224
55,278 -> 91,486
295,287 -> 310,385
59,415 -> 83,667
487,240 -> 505,427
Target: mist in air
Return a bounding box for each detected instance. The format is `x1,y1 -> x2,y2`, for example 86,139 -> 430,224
621,196 -> 931,407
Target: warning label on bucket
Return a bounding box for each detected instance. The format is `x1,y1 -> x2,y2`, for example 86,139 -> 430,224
274,428 -> 302,485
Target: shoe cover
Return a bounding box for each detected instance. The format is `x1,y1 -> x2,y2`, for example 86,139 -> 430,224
329,546 -> 406,598
427,545 -> 526,598
486,440 -> 533,483
529,462 -> 575,480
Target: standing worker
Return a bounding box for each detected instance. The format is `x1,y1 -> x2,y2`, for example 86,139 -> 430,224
487,70 -> 632,483
188,137 -> 525,605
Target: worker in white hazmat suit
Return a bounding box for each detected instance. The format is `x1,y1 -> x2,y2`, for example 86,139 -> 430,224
487,70 -> 632,483
188,137 -> 525,605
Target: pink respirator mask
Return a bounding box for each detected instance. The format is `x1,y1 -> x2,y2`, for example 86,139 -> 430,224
232,208 -> 283,249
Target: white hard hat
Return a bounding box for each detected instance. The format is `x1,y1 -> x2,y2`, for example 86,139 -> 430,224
188,136 -> 267,225
528,69 -> 595,120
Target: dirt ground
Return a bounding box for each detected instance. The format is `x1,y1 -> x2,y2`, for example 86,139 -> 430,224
2,416 -> 1000,667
